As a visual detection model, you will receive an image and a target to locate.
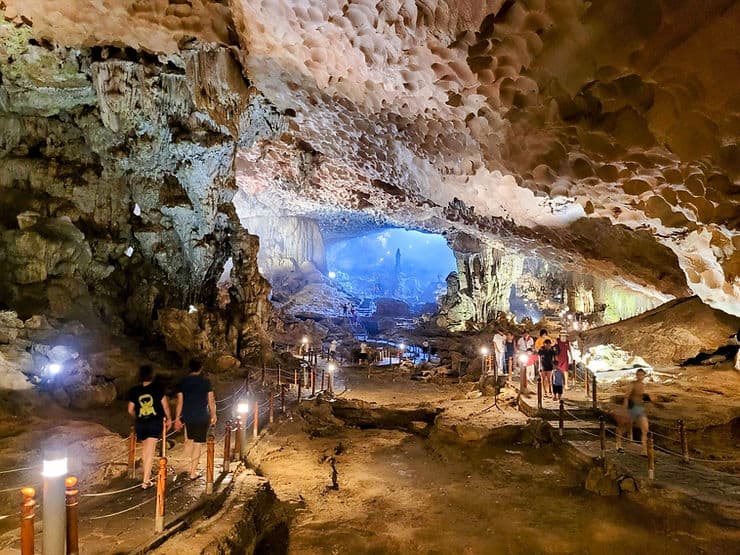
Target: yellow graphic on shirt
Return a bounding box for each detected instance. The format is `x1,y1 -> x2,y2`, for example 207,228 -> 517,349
138,394 -> 156,417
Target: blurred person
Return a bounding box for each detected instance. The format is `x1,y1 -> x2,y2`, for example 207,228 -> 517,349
492,330 -> 505,375
616,369 -> 650,456
329,339 -> 338,360
538,339 -> 556,397
552,365 -> 565,401
504,332 -> 516,375
128,365 -> 172,488
556,332 -> 573,389
534,328 -> 553,352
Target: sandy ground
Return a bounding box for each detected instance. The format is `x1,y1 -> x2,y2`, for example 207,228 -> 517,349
247,365 -> 739,555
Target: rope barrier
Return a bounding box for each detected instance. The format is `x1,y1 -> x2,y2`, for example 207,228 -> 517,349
0,465 -> 41,475
85,495 -> 155,521
81,483 -> 142,498
0,483 -> 41,494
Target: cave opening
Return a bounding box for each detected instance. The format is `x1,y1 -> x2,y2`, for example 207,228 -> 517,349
325,228 -> 455,314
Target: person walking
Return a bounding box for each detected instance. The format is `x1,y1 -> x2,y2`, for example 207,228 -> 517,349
504,332 -> 515,375
616,369 -> 650,455
174,359 -> 216,479
552,365 -> 565,401
556,332 -> 573,389
538,339 -> 556,398
329,339 -> 338,361
127,365 -> 172,488
534,329 -> 553,352
492,330 -> 505,375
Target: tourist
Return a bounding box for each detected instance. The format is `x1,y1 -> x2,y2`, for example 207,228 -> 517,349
422,340 -> 430,361
534,329 -> 552,352
504,332 -> 515,375
556,332 -> 573,389
552,365 -> 565,401
329,339 -> 338,360
359,341 -> 368,364
516,331 -> 534,354
127,365 -> 172,489
492,330 -> 505,375
616,369 -> 650,456
342,303 -> 348,317
174,359 -> 216,479
538,339 -> 556,397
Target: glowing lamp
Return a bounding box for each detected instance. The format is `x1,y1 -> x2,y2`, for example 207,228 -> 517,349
480,347 -> 489,356
302,336 -> 308,344
327,363 -> 336,374
567,314 -> 574,320
47,363 -> 62,375
328,271 -> 336,279
188,305 -> 198,314
42,455 -> 68,478
518,353 -> 529,364
399,343 -> 405,351
236,400 -> 249,415
573,322 -> 580,331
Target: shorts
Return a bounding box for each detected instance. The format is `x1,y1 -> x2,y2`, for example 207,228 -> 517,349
358,353 -> 368,360
553,385 -> 563,395
136,418 -> 163,441
184,421 -> 209,443
629,404 -> 646,420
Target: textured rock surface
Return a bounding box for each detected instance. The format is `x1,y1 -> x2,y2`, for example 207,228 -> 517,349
0,1 -> 738,328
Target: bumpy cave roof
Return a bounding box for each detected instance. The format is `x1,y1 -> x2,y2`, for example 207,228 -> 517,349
4,0 -> 739,315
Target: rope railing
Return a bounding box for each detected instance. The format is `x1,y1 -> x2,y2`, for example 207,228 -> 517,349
0,465 -> 41,475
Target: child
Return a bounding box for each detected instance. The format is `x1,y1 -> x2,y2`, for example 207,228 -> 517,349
552,365 -> 565,401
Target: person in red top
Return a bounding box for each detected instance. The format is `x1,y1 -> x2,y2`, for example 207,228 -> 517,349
556,332 -> 573,390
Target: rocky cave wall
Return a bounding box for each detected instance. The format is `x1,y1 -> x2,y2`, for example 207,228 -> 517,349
0,14 -> 283,365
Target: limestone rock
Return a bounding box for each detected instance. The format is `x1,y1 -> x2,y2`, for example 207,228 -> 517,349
67,382 -> 117,410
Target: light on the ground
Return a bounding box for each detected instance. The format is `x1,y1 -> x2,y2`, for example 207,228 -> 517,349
236,400 -> 249,415
124,246 -> 134,257
480,346 -> 489,355
328,363 -> 336,373
328,271 -> 336,279
188,305 -> 198,314
47,363 -> 62,375
42,455 -> 68,478
399,343 -> 405,351
302,336 -> 308,344
133,203 -> 141,216
518,353 -> 529,364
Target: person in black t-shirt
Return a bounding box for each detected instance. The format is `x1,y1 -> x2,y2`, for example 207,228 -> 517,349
128,365 -> 172,488
174,359 -> 216,479
538,339 -> 557,398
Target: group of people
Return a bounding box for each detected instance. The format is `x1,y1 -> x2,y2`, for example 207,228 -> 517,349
341,303 -> 358,324
491,328 -> 573,400
127,360 -> 216,488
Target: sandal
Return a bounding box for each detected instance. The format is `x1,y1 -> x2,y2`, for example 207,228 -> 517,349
141,479 -> 155,490
616,447 -> 625,454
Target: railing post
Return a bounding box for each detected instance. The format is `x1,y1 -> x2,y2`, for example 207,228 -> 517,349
585,369 -> 590,399
321,367 -> 326,391
311,368 -> 316,396
281,385 -> 286,413
223,420 -> 231,473
599,416 -> 606,459
537,375 -> 542,410
65,477 -> 79,555
155,457 -> 167,532
20,487 -> 35,555
558,400 -> 564,437
678,420 -> 689,463
297,377 -> 302,404
205,434 -> 215,494
127,425 -> 136,479
253,401 -> 259,439
520,360 -> 527,392
269,393 -> 274,424
294,369 -> 298,389
261,362 -> 266,386
591,375 -> 597,409
233,418 -> 241,462
277,363 -> 281,386
647,432 -> 655,480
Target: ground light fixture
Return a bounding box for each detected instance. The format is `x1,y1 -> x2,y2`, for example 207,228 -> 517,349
42,450 -> 68,555
327,363 -> 335,393
328,271 -> 336,279
480,346 -> 489,356
518,353 -> 529,365
47,363 -> 62,376
235,400 -> 249,458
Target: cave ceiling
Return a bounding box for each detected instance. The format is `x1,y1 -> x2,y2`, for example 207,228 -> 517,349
3,0 -> 739,315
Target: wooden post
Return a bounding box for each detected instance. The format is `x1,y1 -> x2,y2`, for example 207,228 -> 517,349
253,402 -> 259,439
508,357 -> 512,386
591,375 -> 597,409
294,369 -> 298,389
678,420 -> 689,463
20,487 -> 35,555
558,400 -> 564,437
161,417 -> 167,458
297,379 -> 302,404
281,385 -> 286,414
599,416 -> 606,459
127,425 -> 136,479
585,369 -> 590,399
328,369 -> 333,394
311,368 -> 316,397
647,432 -> 655,480
65,477 -> 79,555
277,363 -> 281,386
233,419 -> 241,462
261,361 -> 266,386
205,434 -> 215,494
321,368 -> 326,391
537,375 -> 542,410
269,394 -> 274,424
223,420 -> 231,472
155,457 -> 167,532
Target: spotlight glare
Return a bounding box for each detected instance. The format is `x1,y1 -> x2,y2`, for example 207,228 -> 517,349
480,347 -> 489,355
236,400 -> 249,415
42,456 -> 68,478
188,305 -> 198,314
328,271 -> 336,279
48,363 -> 62,375
518,353 -> 529,364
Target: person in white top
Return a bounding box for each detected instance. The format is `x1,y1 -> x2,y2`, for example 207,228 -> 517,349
492,331 -> 505,374
516,332 -> 534,353
329,340 -> 338,360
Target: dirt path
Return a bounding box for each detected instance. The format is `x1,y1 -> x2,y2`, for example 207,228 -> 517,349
247,369 -> 739,554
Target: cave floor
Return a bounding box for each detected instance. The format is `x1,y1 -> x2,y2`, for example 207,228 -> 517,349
247,365 -> 740,555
